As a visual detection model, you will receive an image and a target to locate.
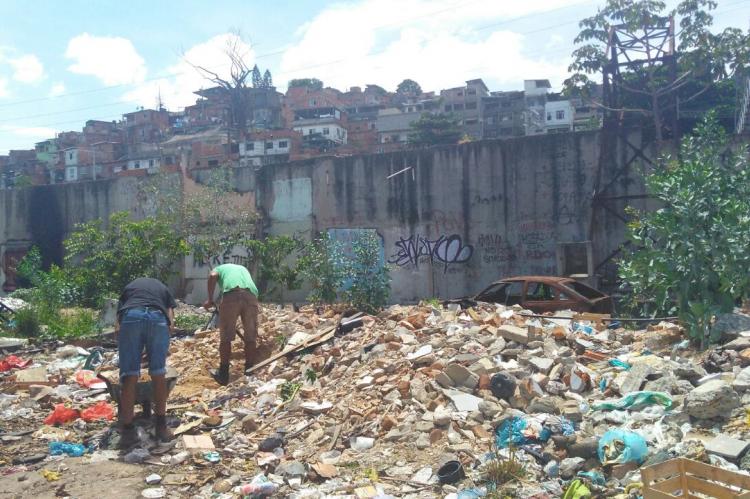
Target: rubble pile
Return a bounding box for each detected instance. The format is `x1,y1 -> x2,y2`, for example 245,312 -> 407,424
3,302 -> 750,498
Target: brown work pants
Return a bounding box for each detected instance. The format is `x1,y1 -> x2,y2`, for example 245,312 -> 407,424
219,289 -> 259,364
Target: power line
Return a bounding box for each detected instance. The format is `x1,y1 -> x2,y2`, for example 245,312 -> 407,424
1,1 -> 747,131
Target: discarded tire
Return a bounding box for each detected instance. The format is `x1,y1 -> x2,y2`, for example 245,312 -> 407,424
437,460 -> 465,484
490,372 -> 517,400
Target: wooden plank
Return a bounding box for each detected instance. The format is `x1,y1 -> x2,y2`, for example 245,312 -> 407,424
642,488 -> 679,499
686,476 -> 738,499
684,458 -> 750,490
642,459 -> 682,483
651,476 -> 683,493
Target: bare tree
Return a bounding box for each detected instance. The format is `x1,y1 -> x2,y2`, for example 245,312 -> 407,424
186,32 -> 253,145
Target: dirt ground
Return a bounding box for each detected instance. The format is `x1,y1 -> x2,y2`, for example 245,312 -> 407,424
0,458 -> 148,499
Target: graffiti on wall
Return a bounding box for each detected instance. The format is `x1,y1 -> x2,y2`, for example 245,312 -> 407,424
388,234 -> 473,272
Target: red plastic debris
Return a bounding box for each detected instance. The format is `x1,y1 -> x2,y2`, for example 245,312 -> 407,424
74,370 -> 107,389
80,401 -> 114,422
0,355 -> 31,372
44,404 -> 80,425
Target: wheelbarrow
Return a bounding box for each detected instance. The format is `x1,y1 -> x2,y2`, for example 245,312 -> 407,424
97,367 -> 178,419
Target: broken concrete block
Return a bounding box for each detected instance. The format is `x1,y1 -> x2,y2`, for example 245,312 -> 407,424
685,380 -> 740,419
497,325 -> 529,344
443,363 -> 479,389
528,357 -> 554,374
619,362 -> 652,394
705,434 -> 750,461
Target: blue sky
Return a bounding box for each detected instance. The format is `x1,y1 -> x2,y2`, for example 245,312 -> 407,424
0,0 -> 748,154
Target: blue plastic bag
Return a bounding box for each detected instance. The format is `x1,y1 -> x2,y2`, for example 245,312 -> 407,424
495,415 -> 575,448
49,441 -> 87,457
597,430 -> 648,465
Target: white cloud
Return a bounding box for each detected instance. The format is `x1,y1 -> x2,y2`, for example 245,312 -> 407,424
123,33 -> 256,110
8,54 -> 44,83
0,125 -> 58,139
48,82 -> 66,97
279,0 -> 589,92
65,33 -> 146,85
0,77 -> 9,98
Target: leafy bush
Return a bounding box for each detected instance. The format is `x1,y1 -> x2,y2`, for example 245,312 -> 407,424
345,232 -> 390,314
12,306 -> 41,337
64,212 -> 189,307
45,308 -> 99,339
619,114 -> 750,347
174,313 -> 207,332
245,235 -> 304,300
298,234 -> 350,305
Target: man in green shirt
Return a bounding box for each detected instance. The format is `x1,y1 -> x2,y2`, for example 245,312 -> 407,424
203,263 -> 260,385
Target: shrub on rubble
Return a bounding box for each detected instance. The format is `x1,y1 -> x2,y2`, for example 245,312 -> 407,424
298,234 -> 350,305
619,113 -> 750,348
12,306 -> 41,337
345,232 -> 390,314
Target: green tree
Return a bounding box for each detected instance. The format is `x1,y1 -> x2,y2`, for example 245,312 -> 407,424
262,69 -> 273,88
408,113 -> 462,146
64,212 -> 189,306
619,114 -> 750,347
396,79 -> 422,96
288,78 -> 323,90
251,64 -> 263,88
298,234 -> 350,306
566,0 -> 749,138
345,232 -> 390,314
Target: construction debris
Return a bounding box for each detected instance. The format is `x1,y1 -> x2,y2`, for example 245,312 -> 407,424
2,301 -> 750,498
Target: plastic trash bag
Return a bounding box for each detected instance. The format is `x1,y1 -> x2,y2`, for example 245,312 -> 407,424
598,429 -> 648,465
80,401 -> 114,422
49,441 -> 87,457
608,359 -> 631,370
495,414 -> 575,448
593,391 -> 673,411
0,355 -> 31,372
44,404 -> 80,425
562,479 -> 591,499
576,471 -> 605,486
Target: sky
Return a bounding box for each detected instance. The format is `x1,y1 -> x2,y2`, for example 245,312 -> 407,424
0,0 -> 748,154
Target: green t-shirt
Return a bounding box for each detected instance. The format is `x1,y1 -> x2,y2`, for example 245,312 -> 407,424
214,264 -> 258,297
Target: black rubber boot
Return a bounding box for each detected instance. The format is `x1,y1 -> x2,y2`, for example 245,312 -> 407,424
210,364 -> 230,386
154,415 -> 175,442
118,424 -> 138,450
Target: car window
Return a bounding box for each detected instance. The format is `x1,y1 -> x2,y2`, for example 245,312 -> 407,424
558,290 -> 572,301
505,282 -> 523,305
476,283 -> 508,302
525,282 -> 555,301
568,281 -> 605,299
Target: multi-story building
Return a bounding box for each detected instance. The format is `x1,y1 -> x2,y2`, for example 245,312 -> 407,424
440,79 -> 489,138
123,109 -> 170,145
524,79 -> 551,135
239,130 -> 300,167
480,91 -> 526,139
292,107 -> 348,152
375,108 -> 421,149
545,100 -> 574,133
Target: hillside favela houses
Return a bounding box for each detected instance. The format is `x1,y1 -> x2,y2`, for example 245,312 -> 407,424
0,78 -> 602,188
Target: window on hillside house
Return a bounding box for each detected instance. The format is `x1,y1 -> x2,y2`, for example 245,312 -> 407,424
323,128 -> 330,135
247,142 -> 255,151
149,159 -> 154,167
466,102 -> 477,110
457,91 -> 463,96
445,105 -> 452,112
69,152 -> 73,160
468,89 -> 476,95
279,140 -> 288,148
454,103 -> 464,110
266,141 -> 273,149
556,110 -> 565,120
547,112 -> 552,121
134,161 -> 140,168
208,159 -> 219,167
309,128 -> 316,135
465,119 -> 478,125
